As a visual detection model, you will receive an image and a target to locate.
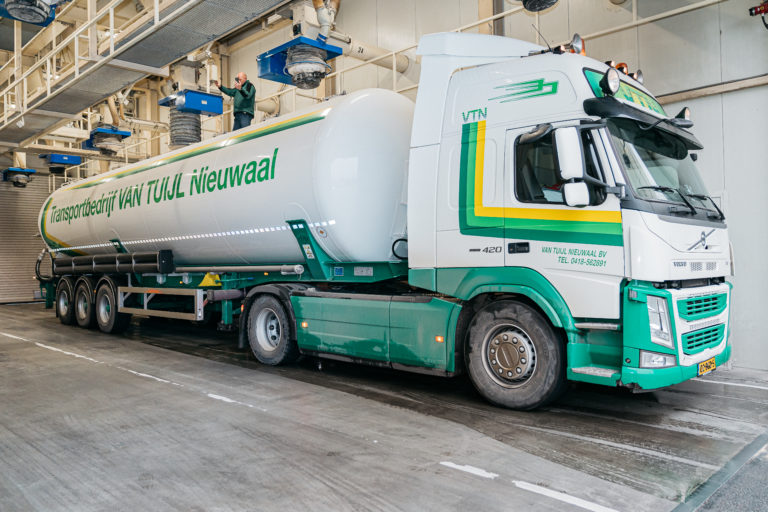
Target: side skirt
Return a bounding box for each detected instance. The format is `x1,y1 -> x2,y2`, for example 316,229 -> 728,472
299,349 -> 457,378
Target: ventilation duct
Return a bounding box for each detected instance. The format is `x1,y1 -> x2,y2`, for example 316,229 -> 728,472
285,44 -> 330,89
5,0 -> 51,24
169,107 -> 201,146
522,0 -> 559,12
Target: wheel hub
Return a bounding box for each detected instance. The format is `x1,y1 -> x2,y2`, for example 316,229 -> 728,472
254,308 -> 281,352
77,293 -> 88,318
58,292 -> 69,315
486,327 -> 536,384
98,293 -> 111,325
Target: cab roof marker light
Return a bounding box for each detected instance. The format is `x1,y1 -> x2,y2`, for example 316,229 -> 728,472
676,107 -> 691,121
631,69 -> 644,84
615,62 -> 629,74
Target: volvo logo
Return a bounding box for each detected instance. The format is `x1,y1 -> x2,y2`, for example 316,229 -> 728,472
688,229 -> 715,251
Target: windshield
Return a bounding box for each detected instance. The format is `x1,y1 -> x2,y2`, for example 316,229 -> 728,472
607,118 -> 714,212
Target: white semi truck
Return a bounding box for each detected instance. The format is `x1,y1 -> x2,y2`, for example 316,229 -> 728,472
37,33 -> 732,409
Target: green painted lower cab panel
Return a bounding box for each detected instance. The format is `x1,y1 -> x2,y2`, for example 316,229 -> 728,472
622,281 -> 676,356
390,299 -> 462,372
413,267 -> 576,333
291,295 -> 462,371
291,296 -> 390,361
567,330 -> 623,386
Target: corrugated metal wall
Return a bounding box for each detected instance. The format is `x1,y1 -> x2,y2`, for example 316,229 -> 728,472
0,178 -> 48,303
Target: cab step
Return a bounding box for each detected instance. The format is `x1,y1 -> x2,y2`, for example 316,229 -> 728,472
569,366 -> 621,386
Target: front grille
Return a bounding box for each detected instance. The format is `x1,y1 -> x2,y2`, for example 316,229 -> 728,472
683,324 -> 725,354
678,293 -> 727,320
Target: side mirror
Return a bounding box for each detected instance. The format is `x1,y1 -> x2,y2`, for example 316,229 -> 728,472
555,127 -> 585,180
563,182 -> 589,207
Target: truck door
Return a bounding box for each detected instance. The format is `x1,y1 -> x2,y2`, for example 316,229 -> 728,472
502,125 -> 625,320
435,119 -> 506,269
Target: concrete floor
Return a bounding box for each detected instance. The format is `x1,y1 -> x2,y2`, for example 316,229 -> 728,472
1,303 -> 767,511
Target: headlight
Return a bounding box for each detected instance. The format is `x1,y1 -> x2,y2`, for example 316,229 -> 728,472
647,295 -> 673,349
640,350 -> 677,369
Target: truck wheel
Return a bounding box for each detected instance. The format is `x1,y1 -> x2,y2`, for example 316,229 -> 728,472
55,278 -> 75,325
95,281 -> 132,334
74,280 -> 96,328
246,295 -> 298,365
466,300 -> 565,410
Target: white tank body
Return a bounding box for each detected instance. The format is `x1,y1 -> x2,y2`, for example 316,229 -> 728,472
39,89 -> 414,266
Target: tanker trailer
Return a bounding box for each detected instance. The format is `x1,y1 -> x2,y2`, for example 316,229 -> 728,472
39,88 -> 414,333
37,32 -> 734,410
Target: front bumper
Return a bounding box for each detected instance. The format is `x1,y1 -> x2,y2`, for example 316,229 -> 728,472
622,343 -> 731,390
620,281 -> 731,390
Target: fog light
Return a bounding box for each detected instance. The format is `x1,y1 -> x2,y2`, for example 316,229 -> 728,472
640,350 -> 677,368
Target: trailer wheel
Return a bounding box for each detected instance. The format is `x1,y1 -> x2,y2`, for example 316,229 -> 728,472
246,295 -> 298,365
74,280 -> 96,328
55,278 -> 75,325
95,281 -> 132,334
466,300 -> 565,410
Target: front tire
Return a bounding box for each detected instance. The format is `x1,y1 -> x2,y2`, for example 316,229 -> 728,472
74,280 -> 96,328
95,281 -> 132,334
466,300 -> 565,410
246,295 -> 298,365
55,278 -> 75,325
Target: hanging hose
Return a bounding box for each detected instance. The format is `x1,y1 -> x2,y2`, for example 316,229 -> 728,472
391,238 -> 408,260
35,249 -> 55,284
169,106 -> 201,146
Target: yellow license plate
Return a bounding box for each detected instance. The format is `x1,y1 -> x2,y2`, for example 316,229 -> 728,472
698,357 -> 716,376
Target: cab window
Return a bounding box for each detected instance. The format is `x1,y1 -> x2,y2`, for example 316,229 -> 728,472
514,130 -> 606,205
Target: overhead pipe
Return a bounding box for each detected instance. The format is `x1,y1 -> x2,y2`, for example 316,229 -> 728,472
256,97 -> 278,115
106,95 -> 120,125
346,39 -> 410,73
313,0 -> 340,43
124,117 -> 169,131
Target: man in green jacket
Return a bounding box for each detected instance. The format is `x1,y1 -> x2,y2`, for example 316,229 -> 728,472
215,72 -> 256,131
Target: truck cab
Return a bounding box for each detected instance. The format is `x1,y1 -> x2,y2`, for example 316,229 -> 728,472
407,33 -> 731,407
